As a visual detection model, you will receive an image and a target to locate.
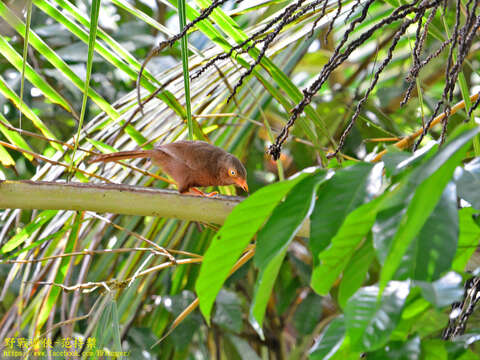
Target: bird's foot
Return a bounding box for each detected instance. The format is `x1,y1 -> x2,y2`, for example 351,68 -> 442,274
189,188 -> 218,197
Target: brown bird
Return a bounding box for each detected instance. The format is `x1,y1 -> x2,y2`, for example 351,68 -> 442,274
88,140 -> 248,196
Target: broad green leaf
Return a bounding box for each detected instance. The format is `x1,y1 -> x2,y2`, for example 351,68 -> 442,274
196,171 -> 311,321
338,237 -> 375,308
452,208 -> 480,272
310,163 -> 375,259
380,127 -> 480,291
391,182 -> 459,281
421,339 -> 448,360
255,170 -> 326,269
382,141 -> 437,177
276,259 -> 301,314
249,171 -> 325,337
367,336 -> 421,360
293,292 -> 323,335
452,333 -> 480,350
455,157 -> 480,209
225,334 -> 262,360
373,202 -> 407,265
311,197 -> 382,295
309,316 -> 346,360
0,210 -> 58,254
345,281 -> 410,351
410,307 -> 449,338
163,291 -> 203,349
415,272 -> 464,309
249,248 -> 287,339
212,290 -> 243,333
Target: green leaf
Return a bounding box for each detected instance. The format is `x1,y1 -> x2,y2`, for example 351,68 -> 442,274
409,307 -> 448,338
310,163 -> 376,259
249,248 -> 287,339
0,210 -> 58,254
0,75 -> 63,152
309,316 -> 346,360
452,208 -> 480,272
345,281 -> 410,351
225,334 -> 262,360
212,290 -> 243,333
338,237 -> 375,308
255,170 -> 326,269
196,171 -> 310,322
53,0 -> 158,84
95,295 -> 123,354
36,212 -> 80,329
164,291 -> 203,349
293,292 -> 323,335
0,2 -> 120,120
311,197 -> 382,295
184,0 -> 331,145
0,33 -> 71,112
455,157 -> 480,209
421,340 -> 448,360
0,144 -> 14,166
382,142 -> 437,177
0,113 -> 34,161
124,125 -> 152,149
415,272 -> 464,309
379,127 -> 480,292
392,182 -> 459,281
19,0 -> 32,129
367,336 -> 421,360
86,139 -> 119,154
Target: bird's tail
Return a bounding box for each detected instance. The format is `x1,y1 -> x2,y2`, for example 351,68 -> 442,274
88,150 -> 156,164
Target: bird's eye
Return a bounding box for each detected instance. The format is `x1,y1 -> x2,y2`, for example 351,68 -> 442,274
230,169 -> 236,176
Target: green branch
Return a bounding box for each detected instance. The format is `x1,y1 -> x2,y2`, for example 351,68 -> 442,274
0,181 -> 309,237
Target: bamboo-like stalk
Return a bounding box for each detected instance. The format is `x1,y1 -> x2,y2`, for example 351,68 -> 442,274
0,180 -> 310,237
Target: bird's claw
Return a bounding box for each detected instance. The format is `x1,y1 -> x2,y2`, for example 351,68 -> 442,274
189,188 -> 218,197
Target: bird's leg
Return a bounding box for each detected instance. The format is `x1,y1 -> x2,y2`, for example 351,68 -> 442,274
189,187 -> 218,197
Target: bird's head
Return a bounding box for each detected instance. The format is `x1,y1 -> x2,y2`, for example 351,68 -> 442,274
220,154 -> 248,192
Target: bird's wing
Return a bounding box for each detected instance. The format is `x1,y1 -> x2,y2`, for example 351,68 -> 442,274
154,144 -> 193,169
158,141 -> 219,171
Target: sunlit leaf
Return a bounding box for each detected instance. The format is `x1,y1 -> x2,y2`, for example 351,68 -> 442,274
196,171 -> 310,322
310,163 -> 375,259
345,281 -> 410,351
0,210 -> 58,254
455,157 -> 480,209
379,127 -> 480,292
415,272 -> 464,309
309,316 -> 346,360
